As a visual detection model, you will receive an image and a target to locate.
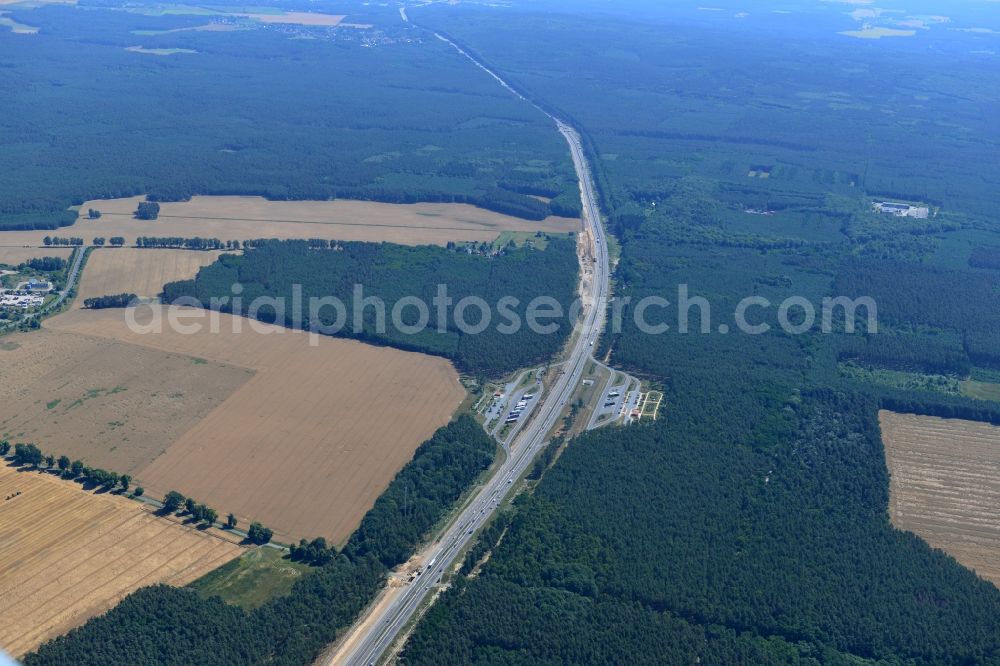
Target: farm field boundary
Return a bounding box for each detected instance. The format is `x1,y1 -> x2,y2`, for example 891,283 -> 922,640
0,196 -> 580,248
46,306 -> 466,544
0,463 -> 242,657
880,410 -> 1000,586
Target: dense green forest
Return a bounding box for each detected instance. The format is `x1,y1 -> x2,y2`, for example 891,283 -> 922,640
24,415 -> 495,665
394,4 -> 1000,664
835,259 -> 1000,369
11,0 -> 1000,663
414,3 -> 1000,246
0,3 -> 578,230
403,390 -> 1000,665
163,237 -> 579,378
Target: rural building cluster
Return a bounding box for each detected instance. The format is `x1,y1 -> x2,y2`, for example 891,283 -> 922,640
873,201 -> 930,218
0,279 -> 50,310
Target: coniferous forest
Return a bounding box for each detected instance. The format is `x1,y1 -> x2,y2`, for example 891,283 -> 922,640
0,4 -> 577,230
163,237 -> 579,378
395,3 -> 1000,664
9,0 -> 1000,664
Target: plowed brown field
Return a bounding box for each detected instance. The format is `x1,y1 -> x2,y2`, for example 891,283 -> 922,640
0,195 -> 579,248
47,306 -> 465,544
880,410 -> 1000,586
0,464 -> 241,657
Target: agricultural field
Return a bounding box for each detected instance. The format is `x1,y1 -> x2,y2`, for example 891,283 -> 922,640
0,196 -> 580,248
879,410 -> 1000,586
0,328 -> 253,474
74,247 -> 230,307
0,463 -> 242,657
46,306 -> 466,544
0,247 -> 72,266
242,11 -> 344,26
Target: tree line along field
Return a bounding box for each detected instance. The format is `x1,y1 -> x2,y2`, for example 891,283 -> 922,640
0,463 -> 242,657
22,415 -> 497,666
0,5 -> 581,230
44,306 -> 466,544
1,206 -> 572,544
0,196 -> 580,248
72,247 -> 232,307
880,410 -> 1000,586
0,247 -> 72,266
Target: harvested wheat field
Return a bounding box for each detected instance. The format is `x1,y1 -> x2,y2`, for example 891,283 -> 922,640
74,248 -> 230,307
0,195 -> 580,248
0,246 -> 72,265
0,464 -> 241,657
243,11 -> 344,26
880,410 -> 1000,586
0,328 -> 253,474
47,306 -> 466,544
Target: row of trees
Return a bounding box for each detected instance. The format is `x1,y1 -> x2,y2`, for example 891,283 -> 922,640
42,235 -> 126,247
26,415 -> 496,665
83,293 -> 136,309
3,440 -> 141,495
42,236 -> 84,246
135,236 -> 226,250
162,490 -> 244,534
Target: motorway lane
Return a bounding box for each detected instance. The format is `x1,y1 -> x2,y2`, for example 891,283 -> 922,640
328,27 -> 614,666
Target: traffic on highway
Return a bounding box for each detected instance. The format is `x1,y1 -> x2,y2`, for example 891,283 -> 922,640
327,25 -> 615,666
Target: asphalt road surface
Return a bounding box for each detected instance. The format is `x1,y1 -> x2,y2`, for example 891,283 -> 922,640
324,24 -> 613,666
20,245 -> 86,324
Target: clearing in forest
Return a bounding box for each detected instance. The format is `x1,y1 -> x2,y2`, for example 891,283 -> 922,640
879,410 -> 1000,586
74,247 -> 230,307
0,195 -> 580,248
46,306 -> 466,545
0,463 -> 241,657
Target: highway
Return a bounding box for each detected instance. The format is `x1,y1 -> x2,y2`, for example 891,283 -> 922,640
14,245 -> 86,330
323,24 -> 612,666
